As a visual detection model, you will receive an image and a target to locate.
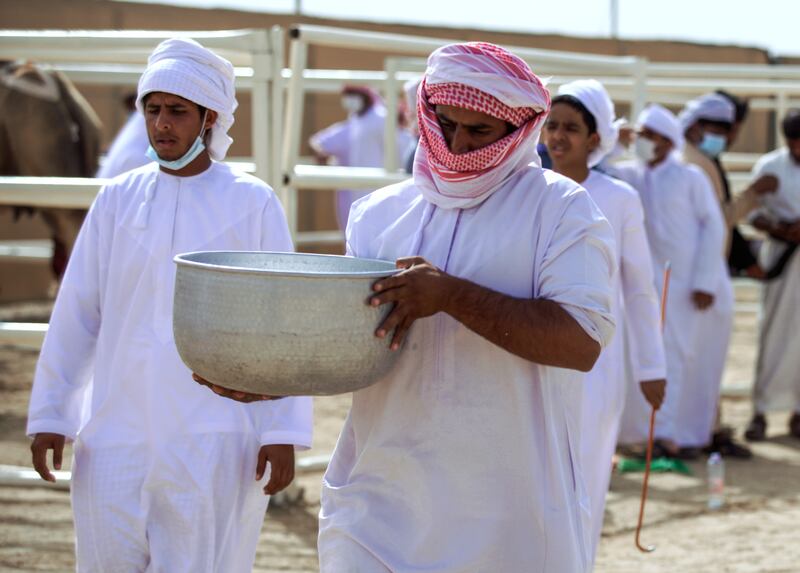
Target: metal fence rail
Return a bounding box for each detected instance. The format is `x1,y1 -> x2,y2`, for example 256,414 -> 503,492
0,24 -> 795,356
4,25 -> 800,247
0,27 -> 281,187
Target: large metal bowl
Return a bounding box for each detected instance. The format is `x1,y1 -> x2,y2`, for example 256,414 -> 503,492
173,251 -> 401,396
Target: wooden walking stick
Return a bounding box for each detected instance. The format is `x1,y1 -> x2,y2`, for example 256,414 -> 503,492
635,262 -> 671,553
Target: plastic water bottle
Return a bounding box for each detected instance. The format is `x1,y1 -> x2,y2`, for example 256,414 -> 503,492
707,452 -> 725,510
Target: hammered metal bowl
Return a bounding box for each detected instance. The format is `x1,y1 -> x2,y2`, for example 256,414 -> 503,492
173,251 -> 401,396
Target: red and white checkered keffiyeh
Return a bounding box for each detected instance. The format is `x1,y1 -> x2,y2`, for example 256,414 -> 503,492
414,42 -> 550,209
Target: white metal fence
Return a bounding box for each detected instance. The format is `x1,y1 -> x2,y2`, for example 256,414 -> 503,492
1,24 -> 798,347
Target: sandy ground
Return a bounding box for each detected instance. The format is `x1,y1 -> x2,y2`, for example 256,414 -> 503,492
1,282 -> 800,572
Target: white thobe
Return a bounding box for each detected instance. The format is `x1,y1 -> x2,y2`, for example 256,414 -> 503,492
96,112 -> 150,179
309,104 -> 416,228
578,171 -> 666,559
678,145 -> 736,447
751,148 -> 800,412
610,156 -> 726,444
318,167 -> 616,573
27,161 -> 313,573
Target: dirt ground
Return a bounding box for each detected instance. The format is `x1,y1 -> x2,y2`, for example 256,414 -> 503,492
1,282 -> 799,572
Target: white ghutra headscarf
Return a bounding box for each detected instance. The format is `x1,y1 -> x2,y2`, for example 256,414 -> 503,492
557,79 -> 619,168
678,93 -> 735,131
136,38 -> 238,161
637,104 -> 684,152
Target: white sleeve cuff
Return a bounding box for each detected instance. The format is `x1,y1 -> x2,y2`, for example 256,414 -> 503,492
26,419 -> 78,442
631,366 -> 668,383
258,430 -> 313,451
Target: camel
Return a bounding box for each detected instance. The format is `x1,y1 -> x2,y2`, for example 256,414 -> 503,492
0,60 -> 102,278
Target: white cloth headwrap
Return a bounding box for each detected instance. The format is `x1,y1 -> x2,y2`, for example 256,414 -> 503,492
637,104 -> 684,152
678,93 -> 735,131
557,79 -> 618,167
136,38 -> 238,161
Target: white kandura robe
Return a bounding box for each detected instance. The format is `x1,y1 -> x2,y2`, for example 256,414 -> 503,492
674,204 -> 734,447
318,167 -> 617,573
578,170 -> 666,559
309,103 -> 416,229
27,161 -> 313,573
609,156 -> 725,445
751,148 -> 800,412
96,112 -> 150,179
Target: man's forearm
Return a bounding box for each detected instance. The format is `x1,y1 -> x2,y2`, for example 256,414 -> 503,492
755,217 -> 800,243
441,275 -> 601,371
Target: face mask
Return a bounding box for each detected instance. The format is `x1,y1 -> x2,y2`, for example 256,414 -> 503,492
698,132 -> 727,158
147,110 -> 209,171
341,94 -> 364,115
634,136 -> 657,163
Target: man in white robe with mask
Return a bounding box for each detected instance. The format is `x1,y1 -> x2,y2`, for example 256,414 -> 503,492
310,85 -> 416,229
316,42 -> 616,573
545,80 -> 667,559
678,94 -> 777,457
745,109 -> 800,442
27,38 -> 313,572
673,93 -> 738,456
611,105 -> 726,456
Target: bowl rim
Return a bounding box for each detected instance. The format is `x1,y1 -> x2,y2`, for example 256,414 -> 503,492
174,250 -> 400,278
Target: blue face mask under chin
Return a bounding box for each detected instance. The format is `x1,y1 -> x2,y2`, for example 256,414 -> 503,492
147,110 -> 209,171
698,132 -> 727,158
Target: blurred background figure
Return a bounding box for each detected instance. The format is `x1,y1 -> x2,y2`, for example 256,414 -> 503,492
309,84 -> 415,229
96,92 -> 150,179
679,92 -> 777,457
681,93 -> 776,276
715,89 -> 778,278
677,93 -> 739,458
0,59 -> 101,278
745,110 -> 800,442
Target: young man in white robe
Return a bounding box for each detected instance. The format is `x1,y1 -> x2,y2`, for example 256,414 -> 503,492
27,38 -> 313,572
609,105 -> 726,457
317,43 -> 616,572
744,109 -> 800,442
545,80 -> 667,560
309,85 -> 416,229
